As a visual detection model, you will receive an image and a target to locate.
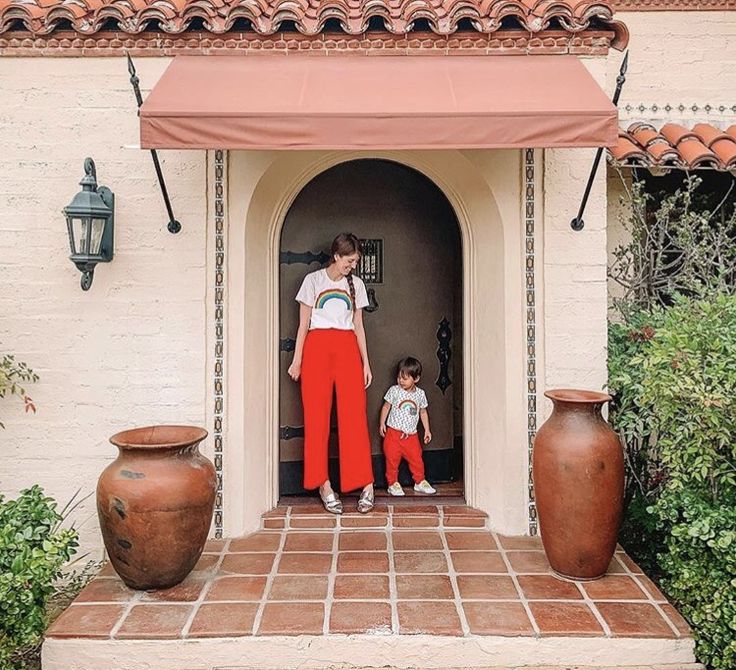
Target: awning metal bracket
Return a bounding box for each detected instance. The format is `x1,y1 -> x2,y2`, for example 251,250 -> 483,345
126,53 -> 182,235
570,51 -> 629,232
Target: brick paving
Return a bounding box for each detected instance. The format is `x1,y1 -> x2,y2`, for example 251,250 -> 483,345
47,504 -> 691,640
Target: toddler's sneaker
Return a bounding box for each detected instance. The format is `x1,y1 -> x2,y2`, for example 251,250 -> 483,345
413,480 -> 436,495
388,482 -> 405,496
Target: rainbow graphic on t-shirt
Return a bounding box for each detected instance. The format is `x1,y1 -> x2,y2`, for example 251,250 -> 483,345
315,289 -> 352,311
398,398 -> 418,415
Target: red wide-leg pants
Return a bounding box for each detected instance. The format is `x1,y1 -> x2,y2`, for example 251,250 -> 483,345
383,427 -> 425,485
301,329 -> 374,492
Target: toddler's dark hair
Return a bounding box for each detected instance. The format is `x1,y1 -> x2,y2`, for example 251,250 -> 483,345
397,357 -> 422,380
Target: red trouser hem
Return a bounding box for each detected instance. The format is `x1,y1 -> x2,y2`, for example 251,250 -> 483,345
300,328 -> 374,493
382,426 -> 425,485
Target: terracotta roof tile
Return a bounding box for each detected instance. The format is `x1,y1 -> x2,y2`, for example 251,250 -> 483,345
610,122 -> 736,171
0,0 -> 626,38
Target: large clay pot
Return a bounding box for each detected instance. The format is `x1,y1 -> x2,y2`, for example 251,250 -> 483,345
533,390 -> 624,580
97,425 -> 216,590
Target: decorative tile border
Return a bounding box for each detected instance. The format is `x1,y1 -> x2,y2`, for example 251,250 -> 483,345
213,149 -> 225,539
613,0 -> 735,9
524,148 -> 538,537
622,102 -> 736,117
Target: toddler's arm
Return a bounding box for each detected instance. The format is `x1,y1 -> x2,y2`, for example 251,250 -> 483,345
420,408 -> 432,444
379,401 -> 391,437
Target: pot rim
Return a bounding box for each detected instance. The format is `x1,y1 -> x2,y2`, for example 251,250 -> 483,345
544,389 -> 612,404
110,425 -> 208,450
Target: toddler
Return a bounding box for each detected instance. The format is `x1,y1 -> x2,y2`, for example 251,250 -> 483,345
380,357 -> 437,496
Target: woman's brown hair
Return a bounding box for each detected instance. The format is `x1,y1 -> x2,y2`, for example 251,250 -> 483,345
329,233 -> 362,310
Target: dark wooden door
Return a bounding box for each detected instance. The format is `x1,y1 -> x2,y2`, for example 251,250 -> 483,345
279,159 -> 462,495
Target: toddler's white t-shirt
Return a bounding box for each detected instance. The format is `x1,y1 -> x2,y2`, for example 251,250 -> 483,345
295,268 -> 369,331
384,385 -> 428,435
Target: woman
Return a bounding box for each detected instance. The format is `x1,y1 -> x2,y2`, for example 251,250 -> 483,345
288,233 -> 375,514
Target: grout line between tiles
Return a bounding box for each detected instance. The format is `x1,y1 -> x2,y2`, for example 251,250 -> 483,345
615,553 -> 681,637
439,505 -> 470,636
574,575 -> 612,637
250,509 -> 289,634
493,530 -> 540,636
108,590 -> 143,639
386,506 -> 399,634
180,538 -> 232,638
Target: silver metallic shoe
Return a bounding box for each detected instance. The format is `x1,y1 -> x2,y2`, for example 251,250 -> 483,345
357,486 -> 375,514
319,487 -> 343,515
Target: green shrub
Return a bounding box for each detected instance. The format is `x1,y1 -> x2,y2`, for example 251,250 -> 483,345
0,354 -> 38,429
0,486 -> 79,669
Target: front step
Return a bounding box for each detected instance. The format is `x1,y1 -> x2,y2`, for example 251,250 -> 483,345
43,636 -> 700,670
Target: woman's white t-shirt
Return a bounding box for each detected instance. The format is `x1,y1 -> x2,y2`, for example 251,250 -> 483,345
296,268 -> 369,331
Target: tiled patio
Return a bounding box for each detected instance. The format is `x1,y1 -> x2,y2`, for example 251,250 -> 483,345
44,504 -> 699,670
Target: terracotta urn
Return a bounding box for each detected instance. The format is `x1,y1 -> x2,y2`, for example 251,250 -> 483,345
97,425 -> 216,590
533,390 -> 624,580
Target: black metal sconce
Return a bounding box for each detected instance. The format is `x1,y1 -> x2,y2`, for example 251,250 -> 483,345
63,158 -> 115,291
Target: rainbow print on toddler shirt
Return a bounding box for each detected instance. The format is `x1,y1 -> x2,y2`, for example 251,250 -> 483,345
398,398 -> 419,416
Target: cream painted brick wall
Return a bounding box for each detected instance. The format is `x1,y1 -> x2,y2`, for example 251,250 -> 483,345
0,58 -> 208,557
611,11 -> 736,124
541,57 -> 610,411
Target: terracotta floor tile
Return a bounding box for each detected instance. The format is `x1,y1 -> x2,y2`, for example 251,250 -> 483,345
187,603 -> 258,637
394,551 -> 448,574
221,553 -> 276,575
636,574 -> 668,602
445,531 -> 497,550
496,535 -> 543,550
283,532 -> 334,552
263,518 -> 285,529
278,552 -> 332,574
97,563 -> 118,577
442,506 -> 486,517
517,575 -> 583,600
506,551 -> 551,573
396,574 -> 454,600
192,553 -> 220,573
46,604 -> 125,638
341,516 -> 388,528
393,505 -> 439,515
290,517 -> 336,529
290,505 -> 330,516
463,601 -> 534,635
75,578 -> 135,603
457,575 -> 518,599
451,551 -> 507,573
618,552 -> 645,574
582,575 -> 647,600
338,531 -> 387,551
230,532 -> 282,552
204,539 -> 227,551
258,602 -> 325,635
337,551 -> 389,573
343,504 -> 389,516
596,602 -> 676,637
205,576 -> 266,601
661,603 -> 692,636
330,601 -> 392,634
116,604 -> 192,639
444,516 -> 486,528
397,601 -> 463,635
530,602 -> 604,636
269,575 -> 328,600
393,516 -> 439,528
606,556 -> 627,574
334,575 -> 390,599
392,531 -> 444,551
141,575 -> 207,602
263,507 -> 288,518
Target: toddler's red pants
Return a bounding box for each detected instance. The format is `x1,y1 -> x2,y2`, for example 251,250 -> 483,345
301,328 -> 373,492
383,426 -> 425,485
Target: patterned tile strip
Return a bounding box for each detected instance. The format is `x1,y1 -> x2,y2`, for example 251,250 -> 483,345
214,149 -> 225,539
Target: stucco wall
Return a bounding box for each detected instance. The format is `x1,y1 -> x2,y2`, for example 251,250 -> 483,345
0,57 -> 208,557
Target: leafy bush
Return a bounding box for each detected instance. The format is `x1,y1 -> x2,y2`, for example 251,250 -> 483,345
0,486 -> 79,669
0,355 -> 38,429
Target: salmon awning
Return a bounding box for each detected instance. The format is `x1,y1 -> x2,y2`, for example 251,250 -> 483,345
140,55 -> 617,150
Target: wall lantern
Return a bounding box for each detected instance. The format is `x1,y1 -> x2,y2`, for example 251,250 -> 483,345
63,158 -> 115,291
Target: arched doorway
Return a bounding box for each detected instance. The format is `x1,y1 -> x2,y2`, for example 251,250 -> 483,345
278,159 -> 464,498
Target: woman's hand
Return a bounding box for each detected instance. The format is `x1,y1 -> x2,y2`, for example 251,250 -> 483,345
363,363 -> 373,389
423,431 -> 432,445
379,421 -> 387,437
288,360 -> 301,381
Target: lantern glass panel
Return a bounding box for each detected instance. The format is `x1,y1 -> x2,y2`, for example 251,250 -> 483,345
71,217 -> 106,255
89,218 -> 106,255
